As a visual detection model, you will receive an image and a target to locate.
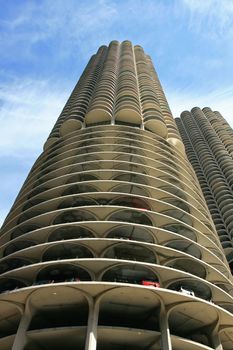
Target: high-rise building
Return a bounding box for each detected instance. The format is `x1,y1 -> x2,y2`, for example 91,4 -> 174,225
176,107 -> 233,268
0,41 -> 233,350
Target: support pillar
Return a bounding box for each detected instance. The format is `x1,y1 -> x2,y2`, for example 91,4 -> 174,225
207,321 -> 223,350
85,298 -> 100,350
212,331 -> 223,350
160,304 -> 172,350
12,303 -> 34,350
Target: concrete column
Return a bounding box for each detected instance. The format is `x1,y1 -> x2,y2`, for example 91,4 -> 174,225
212,332 -> 223,350
85,298 -> 100,350
12,304 -> 34,350
160,305 -> 172,350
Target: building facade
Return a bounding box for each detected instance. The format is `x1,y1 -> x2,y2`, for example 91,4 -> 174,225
0,41 -> 233,350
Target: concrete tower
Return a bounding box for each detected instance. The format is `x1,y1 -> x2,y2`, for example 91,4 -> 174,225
176,107 -> 233,269
1,42 -> 233,350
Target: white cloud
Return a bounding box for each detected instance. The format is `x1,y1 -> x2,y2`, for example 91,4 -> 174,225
0,0 -> 176,63
167,85 -> 233,126
0,75 -> 69,156
179,0 -> 233,38
0,74 -> 71,227
0,0 -> 119,62
181,0 -> 233,14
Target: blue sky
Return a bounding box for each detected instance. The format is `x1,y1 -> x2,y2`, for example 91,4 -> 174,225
1,0 -> 233,225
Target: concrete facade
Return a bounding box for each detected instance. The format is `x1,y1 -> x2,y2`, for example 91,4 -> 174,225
0,41 -> 233,349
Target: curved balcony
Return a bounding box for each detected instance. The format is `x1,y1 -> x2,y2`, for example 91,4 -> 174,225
162,223 -> 197,241
4,240 -> 36,257
48,226 -> 95,242
0,257 -> 32,274
165,239 -> 201,259
106,225 -> 154,243
42,244 -> 94,261
11,224 -> 41,240
167,279 -> 212,301
103,243 -> 156,263
108,210 -> 153,226
53,210 -> 97,225
102,263 -> 159,286
35,264 -> 92,285
0,278 -> 27,293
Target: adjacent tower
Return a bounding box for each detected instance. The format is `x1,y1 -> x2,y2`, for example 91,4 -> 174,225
0,41 -> 233,350
176,107 -> 233,268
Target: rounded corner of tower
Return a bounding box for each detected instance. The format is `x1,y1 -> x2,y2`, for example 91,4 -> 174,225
43,137 -> 59,151
59,118 -> 82,137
